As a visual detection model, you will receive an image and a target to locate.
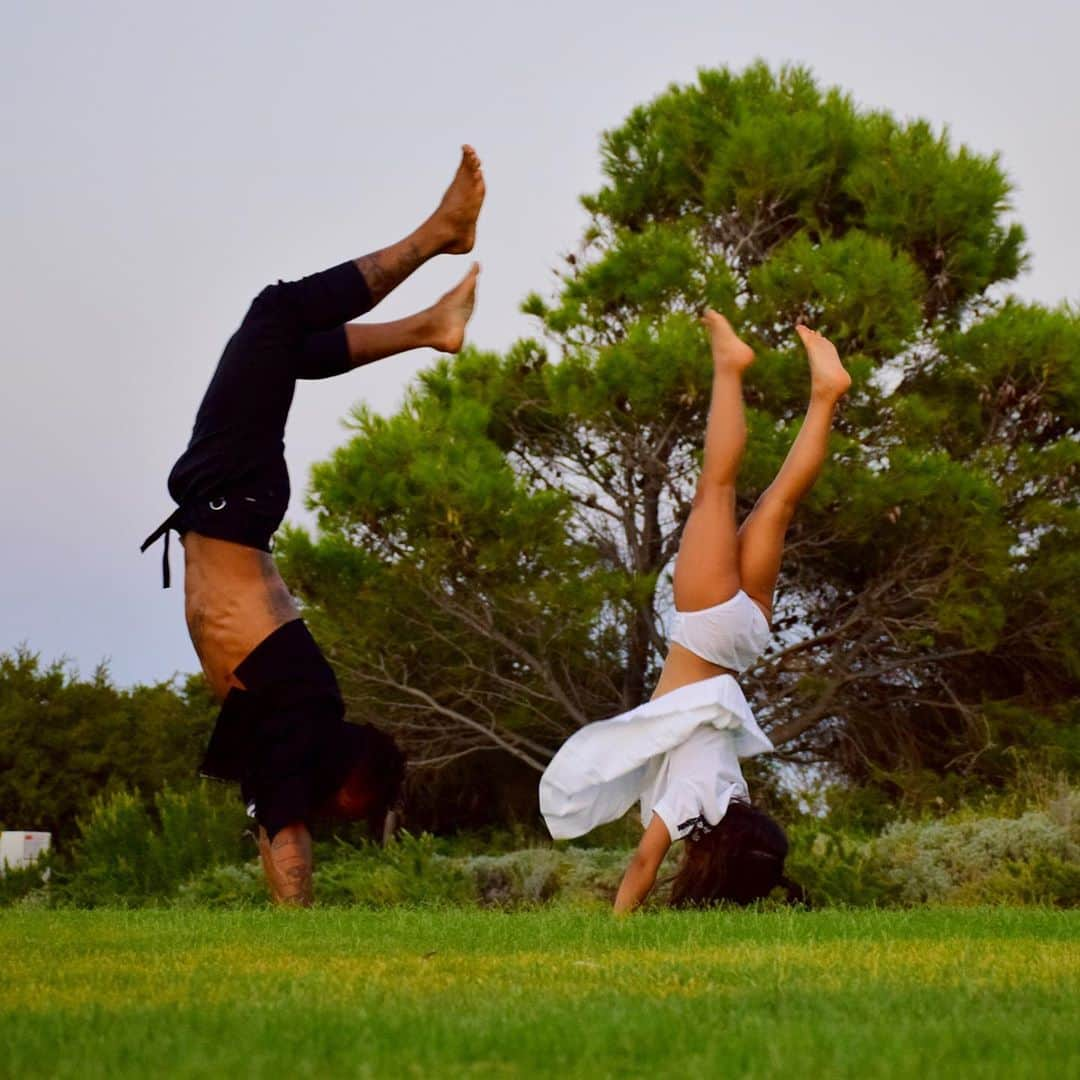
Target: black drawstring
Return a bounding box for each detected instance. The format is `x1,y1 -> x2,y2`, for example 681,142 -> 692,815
140,509 -> 183,589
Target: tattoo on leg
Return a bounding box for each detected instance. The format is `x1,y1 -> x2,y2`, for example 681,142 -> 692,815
356,241 -> 423,307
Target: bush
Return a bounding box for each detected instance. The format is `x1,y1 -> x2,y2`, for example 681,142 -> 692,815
176,863 -> 266,908
54,784 -> 250,906
785,788 -> 1079,908
786,822 -> 903,908
10,781 -> 1078,911
873,790 -> 1079,906
0,860 -> 51,907
314,833 -> 476,907
465,847 -> 630,908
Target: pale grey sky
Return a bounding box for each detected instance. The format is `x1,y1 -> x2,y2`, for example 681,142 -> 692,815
2,0 -> 1076,687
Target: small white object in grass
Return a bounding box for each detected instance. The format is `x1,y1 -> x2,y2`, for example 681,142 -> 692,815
0,831 -> 51,874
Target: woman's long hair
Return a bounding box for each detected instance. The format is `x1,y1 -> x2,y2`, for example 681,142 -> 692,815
668,800 -> 805,908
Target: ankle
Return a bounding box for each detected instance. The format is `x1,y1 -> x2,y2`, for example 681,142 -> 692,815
711,355 -> 751,379
416,215 -> 454,258
809,385 -> 844,406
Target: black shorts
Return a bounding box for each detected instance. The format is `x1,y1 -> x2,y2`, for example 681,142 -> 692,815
141,260 -> 373,586
174,486 -> 286,554
200,619 -> 349,840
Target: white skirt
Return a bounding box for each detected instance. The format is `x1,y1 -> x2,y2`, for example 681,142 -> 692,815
539,674 -> 774,841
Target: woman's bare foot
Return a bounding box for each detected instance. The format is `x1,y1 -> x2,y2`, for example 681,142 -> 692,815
427,263 -> 480,353
431,145 -> 485,255
796,325 -> 852,400
702,310 -> 755,372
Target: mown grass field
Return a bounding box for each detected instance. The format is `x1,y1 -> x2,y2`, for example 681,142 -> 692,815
0,908 -> 1076,1078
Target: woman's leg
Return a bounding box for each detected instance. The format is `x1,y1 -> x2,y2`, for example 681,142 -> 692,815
354,145 -> 485,308
672,312 -> 755,612
737,326 -> 851,619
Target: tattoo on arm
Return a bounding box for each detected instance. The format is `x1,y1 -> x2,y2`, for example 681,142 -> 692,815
269,830 -> 313,906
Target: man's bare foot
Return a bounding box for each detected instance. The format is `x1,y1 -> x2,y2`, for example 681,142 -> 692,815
796,325 -> 852,399
427,263 -> 479,353
702,310 -> 754,372
431,145 -> 485,255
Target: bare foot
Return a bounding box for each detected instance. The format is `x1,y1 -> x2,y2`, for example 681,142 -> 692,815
701,310 -> 754,372
431,145 -> 485,255
427,263 -> 480,353
795,325 -> 851,399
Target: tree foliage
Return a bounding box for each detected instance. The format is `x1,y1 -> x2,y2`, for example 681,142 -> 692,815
281,63 -> 1079,808
0,649 -> 216,843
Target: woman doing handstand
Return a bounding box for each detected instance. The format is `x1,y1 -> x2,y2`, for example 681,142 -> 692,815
540,313 -> 850,912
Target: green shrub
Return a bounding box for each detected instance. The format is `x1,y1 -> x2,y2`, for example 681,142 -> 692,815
784,789 -> 1079,908
57,784 -> 250,906
0,860 -> 51,907
874,792 -> 1079,906
175,862 -> 266,908
314,833 -> 476,907
785,822 -> 902,908
18,781 -> 1079,911
465,846 -> 629,908
978,854 -> 1080,907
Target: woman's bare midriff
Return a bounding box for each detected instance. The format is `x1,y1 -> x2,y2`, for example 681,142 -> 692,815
181,532 -> 300,701
651,641 -> 736,702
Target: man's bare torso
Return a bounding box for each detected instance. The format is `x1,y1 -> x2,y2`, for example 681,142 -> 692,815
182,533 -> 299,701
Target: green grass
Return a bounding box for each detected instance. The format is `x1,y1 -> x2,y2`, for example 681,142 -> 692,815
1,908 -> 1077,1078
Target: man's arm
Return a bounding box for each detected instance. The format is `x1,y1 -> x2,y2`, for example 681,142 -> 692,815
613,816 -> 672,915
258,824 -> 313,907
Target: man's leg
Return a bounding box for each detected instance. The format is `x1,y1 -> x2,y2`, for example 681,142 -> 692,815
342,263 -> 479,365
737,326 -> 851,619
355,145 -> 485,308
672,312 -> 755,612
258,824 -> 313,907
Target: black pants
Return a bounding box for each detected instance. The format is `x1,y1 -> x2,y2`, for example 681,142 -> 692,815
142,260 -> 373,582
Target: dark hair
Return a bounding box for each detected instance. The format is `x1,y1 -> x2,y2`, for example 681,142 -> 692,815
334,723 -> 406,840
668,801 -> 805,908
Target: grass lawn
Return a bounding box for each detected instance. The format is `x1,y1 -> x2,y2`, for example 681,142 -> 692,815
0,907 -> 1077,1078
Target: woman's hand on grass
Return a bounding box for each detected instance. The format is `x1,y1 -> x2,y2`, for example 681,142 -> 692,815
613,816 -> 672,915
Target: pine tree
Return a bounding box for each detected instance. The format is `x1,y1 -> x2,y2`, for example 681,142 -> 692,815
282,64 -> 1079,806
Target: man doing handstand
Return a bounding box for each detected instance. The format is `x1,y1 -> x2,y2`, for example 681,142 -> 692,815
142,147 -> 486,904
